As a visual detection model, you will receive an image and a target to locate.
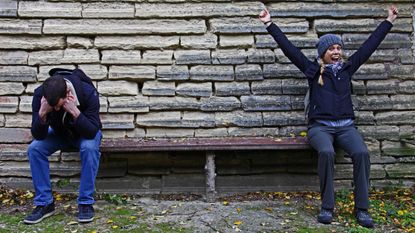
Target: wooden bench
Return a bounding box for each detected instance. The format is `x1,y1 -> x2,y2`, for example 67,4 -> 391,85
100,137 -> 311,202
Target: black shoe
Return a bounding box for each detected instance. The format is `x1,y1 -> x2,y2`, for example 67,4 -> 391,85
24,202 -> 55,224
355,209 -> 374,228
317,208 -> 333,224
78,204 -> 94,223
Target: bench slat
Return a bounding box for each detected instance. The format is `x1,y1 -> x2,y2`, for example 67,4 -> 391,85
100,137 -> 309,153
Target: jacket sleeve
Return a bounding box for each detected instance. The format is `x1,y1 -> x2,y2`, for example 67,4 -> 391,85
73,88 -> 101,139
31,88 -> 49,140
266,23 -> 315,75
347,20 -> 393,75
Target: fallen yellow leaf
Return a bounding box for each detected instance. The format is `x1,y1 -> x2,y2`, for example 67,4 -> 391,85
107,220 -> 113,224
112,225 -> 119,229
223,201 -> 229,206
234,220 -> 242,225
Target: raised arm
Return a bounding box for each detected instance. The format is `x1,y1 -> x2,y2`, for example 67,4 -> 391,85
347,5 -> 398,74
259,9 -> 314,74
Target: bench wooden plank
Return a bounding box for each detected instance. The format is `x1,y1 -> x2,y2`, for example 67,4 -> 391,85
100,137 -> 310,153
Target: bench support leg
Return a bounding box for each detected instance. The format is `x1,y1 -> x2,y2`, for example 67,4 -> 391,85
205,151 -> 216,202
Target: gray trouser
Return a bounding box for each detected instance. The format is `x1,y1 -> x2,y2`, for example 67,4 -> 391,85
307,122 -> 370,210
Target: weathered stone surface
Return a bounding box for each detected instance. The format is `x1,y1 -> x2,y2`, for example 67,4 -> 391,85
28,50 -> 64,65
268,2 -> 413,18
181,33 -> 217,49
176,83 -> 212,97
18,2 -> 82,18
135,2 -> 261,18
195,128 -> 228,137
375,111 -> 415,125
219,35 -> 254,48
37,65 -> 74,81
156,66 -> 189,81
101,50 -> 141,64
182,111 -> 216,128
316,18 -> 413,33
0,36 -> 65,50
212,49 -> 246,65
354,111 -> 375,125
366,79 -> 398,94
275,48 -> 315,64
5,113 -> 31,128
0,51 -> 28,65
399,125 -> 414,140
200,96 -> 240,112
190,65 -> 233,81
78,64 -> 108,80
358,125 -> 400,140
141,50 -> 173,65
67,36 -> 93,49
44,19 -> 206,35
142,81 -> 175,96
215,111 -> 262,127
0,0 -> 17,17
355,95 -> 392,110
96,176 -> 161,193
0,66 -> 37,82
252,79 -> 282,95
343,33 -> 412,49
0,128 -> 31,143
100,113 -> 135,129
382,140 -> 415,157
241,95 -> 291,111
351,80 -> 366,95
136,111 -> 181,127
108,96 -> 149,113
398,49 -> 415,64
235,64 -> 263,81
255,35 -> 278,49
391,95 -> 415,110
282,79 -> 308,95
0,144 -> 31,161
82,2 -> 134,18
109,65 -> 155,80
215,82 -> 250,96
353,64 -> 387,80
398,81 -> 415,94
0,114 -> 4,126
385,164 -> 415,178
149,97 -> 200,110
263,111 -> 304,126
264,63 -> 304,78
228,127 -> 279,137
99,96 -> 108,113
95,36 -> 179,49
0,96 -> 18,113
0,19 -> 42,34
146,128 -> 195,138
18,96 -> 33,113
174,50 -> 211,65
256,34 -> 318,49
0,83 -> 25,95
62,49 -> 100,64
335,164 -> 385,179
247,49 -> 275,64
389,64 -> 415,79
98,81 -> 138,96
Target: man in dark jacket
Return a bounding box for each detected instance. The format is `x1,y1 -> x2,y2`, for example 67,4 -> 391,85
24,68 -> 102,224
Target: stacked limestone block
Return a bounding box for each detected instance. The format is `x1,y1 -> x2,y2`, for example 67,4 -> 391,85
0,0 -> 414,193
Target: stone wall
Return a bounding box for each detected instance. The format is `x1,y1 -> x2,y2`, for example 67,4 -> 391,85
0,0 -> 414,194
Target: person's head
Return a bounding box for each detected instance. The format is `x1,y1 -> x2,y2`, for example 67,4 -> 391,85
316,34 -> 343,64
42,75 -> 67,111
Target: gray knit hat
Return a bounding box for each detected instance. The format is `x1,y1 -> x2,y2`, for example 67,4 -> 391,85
316,34 -> 343,58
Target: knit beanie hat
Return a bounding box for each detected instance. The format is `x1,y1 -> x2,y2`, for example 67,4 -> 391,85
316,34 -> 343,58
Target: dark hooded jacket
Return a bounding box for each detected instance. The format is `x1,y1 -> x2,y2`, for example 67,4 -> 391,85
266,20 -> 393,122
31,68 -> 101,140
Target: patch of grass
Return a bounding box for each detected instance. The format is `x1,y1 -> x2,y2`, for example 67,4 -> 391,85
297,227 -> 331,233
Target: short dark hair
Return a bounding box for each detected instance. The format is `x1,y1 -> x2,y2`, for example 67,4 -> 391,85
42,75 -> 67,107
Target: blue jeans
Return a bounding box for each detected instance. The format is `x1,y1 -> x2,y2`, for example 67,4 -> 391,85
308,122 -> 370,210
28,128 -> 102,206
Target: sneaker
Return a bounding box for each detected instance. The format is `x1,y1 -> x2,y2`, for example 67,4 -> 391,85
78,204 -> 94,223
317,208 -> 333,224
355,209 -> 374,228
23,202 -> 55,224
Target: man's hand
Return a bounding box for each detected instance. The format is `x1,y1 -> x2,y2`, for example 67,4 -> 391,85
386,5 -> 398,23
39,97 -> 53,123
63,91 -> 80,119
259,8 -> 271,24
